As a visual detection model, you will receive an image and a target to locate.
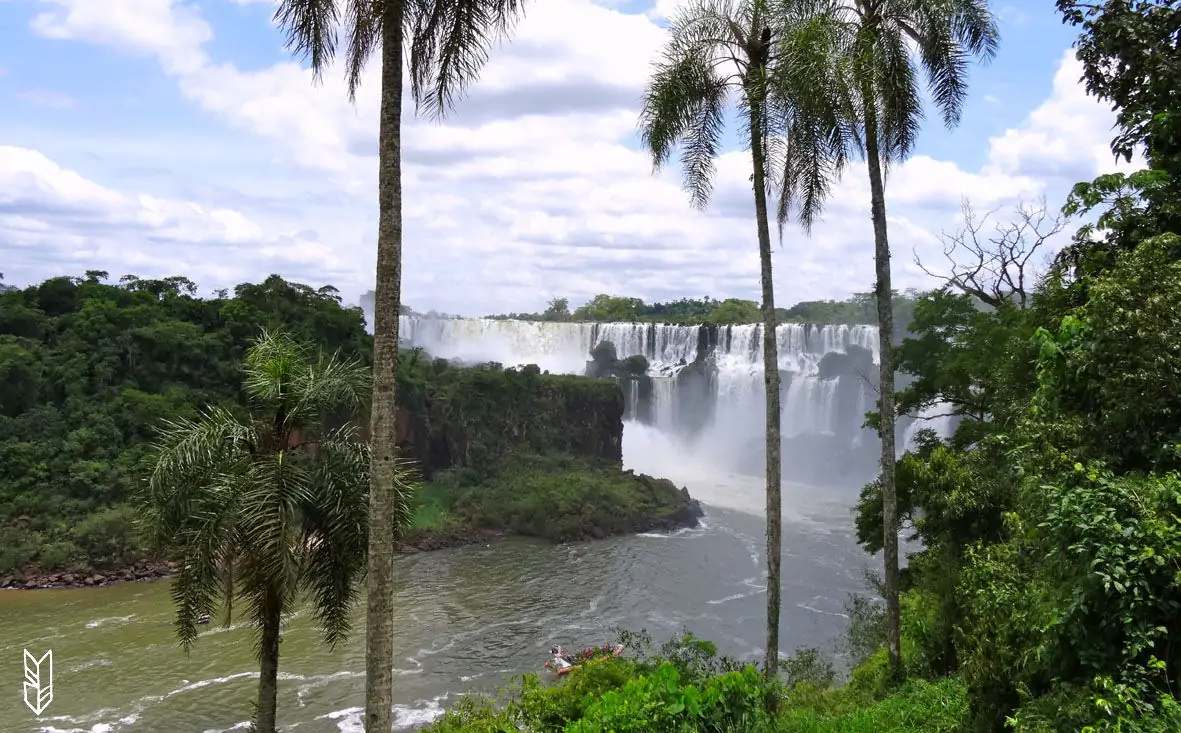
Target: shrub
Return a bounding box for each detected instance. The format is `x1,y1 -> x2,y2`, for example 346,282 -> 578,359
37,540 -> 76,570
567,662 -> 773,733
72,505 -> 141,567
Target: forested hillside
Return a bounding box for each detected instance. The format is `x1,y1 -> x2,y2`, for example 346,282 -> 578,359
0,272 -> 371,573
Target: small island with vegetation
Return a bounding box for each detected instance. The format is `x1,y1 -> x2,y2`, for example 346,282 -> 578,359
394,350 -> 703,551
0,272 -> 701,590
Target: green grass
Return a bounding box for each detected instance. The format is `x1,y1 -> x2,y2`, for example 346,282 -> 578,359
779,677 -> 969,732
409,483 -> 458,532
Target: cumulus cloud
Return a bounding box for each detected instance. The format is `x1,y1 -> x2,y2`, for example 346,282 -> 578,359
0,146 -> 356,292
3,0 -> 1138,316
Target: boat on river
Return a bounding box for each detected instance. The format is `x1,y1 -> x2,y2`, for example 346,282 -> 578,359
545,643 -> 624,676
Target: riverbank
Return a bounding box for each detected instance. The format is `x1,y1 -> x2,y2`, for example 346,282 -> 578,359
1,559 -> 178,590
3,478 -> 703,591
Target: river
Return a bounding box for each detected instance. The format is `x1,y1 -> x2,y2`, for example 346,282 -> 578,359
0,425 -> 874,733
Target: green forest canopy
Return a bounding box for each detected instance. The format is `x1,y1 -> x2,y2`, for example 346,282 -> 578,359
486,289 -> 923,326
0,272 -> 371,574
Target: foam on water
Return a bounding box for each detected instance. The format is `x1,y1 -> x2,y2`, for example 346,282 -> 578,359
321,695 -> 448,732
84,615 -> 135,630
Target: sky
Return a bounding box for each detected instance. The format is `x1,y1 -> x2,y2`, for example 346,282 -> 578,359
0,0 -> 1140,317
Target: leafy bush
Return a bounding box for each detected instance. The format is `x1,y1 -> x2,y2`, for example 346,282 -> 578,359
72,505 -> 141,568
37,541 -> 77,570
569,662 -> 772,733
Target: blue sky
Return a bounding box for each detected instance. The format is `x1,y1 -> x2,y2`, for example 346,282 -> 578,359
0,0 -> 1135,316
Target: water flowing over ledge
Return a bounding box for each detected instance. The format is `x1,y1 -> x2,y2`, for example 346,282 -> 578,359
399,316 -> 952,487
399,317 -> 880,376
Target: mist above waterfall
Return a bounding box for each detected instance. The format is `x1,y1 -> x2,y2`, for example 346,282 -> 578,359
399,316 -> 951,490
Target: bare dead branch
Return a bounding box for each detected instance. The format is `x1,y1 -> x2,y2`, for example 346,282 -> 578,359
913,197 -> 1067,309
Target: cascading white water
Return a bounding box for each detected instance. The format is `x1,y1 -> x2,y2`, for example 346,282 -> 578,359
402,317 -> 877,380
399,316 -> 951,482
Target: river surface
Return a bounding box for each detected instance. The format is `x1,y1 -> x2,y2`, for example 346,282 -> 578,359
0,425 -> 874,733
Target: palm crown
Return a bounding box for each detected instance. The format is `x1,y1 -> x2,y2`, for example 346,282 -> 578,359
639,0 -> 857,232
141,330 -> 400,651
276,0 -> 525,115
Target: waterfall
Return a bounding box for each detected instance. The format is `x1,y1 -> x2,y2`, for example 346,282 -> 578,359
399,315 -> 952,483
901,402 -> 957,451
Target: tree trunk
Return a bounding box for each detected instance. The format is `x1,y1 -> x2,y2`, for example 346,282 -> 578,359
365,3 -> 405,731
254,593 -> 283,733
863,100 -> 901,682
748,87 -> 783,683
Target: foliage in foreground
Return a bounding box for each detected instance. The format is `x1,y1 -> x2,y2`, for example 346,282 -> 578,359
426,632 -> 969,733
835,3 -> 1181,729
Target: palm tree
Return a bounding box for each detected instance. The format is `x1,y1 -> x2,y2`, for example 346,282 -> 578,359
141,331 -> 385,733
798,0 -> 998,680
640,0 -> 850,680
273,2 -> 526,728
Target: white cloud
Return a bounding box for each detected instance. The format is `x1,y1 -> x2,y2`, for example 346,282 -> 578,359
7,1 -> 1137,316
0,146 -> 358,292
30,0 -> 210,74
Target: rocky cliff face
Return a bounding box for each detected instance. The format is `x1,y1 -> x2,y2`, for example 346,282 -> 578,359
396,352 -> 624,478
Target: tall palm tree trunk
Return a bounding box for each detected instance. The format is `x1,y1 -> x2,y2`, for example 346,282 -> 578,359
863,98 -> 901,681
255,594 -> 283,733
365,2 -> 405,730
749,91 -> 783,682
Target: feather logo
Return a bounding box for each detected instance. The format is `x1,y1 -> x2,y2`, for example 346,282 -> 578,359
23,649 -> 53,716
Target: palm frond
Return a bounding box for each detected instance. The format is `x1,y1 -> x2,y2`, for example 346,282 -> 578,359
407,0 -> 527,120
162,472 -> 246,650
284,350 -> 371,434
235,453 -> 318,605
274,0 -> 341,82
911,0 -> 998,128
299,438 -> 373,648
639,45 -> 730,209
143,407 -> 255,545
243,329 -> 311,406
767,2 -> 861,234
343,0 -> 381,102
867,20 -> 923,165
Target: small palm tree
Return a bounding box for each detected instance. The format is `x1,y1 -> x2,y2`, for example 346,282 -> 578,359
142,331 -> 404,733
273,1 -> 527,727
640,0 -> 851,679
797,0 -> 999,679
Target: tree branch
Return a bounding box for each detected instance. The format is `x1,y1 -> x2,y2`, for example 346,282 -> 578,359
914,197 -> 1066,308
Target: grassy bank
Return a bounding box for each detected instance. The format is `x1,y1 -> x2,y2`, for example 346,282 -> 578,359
404,454 -> 703,550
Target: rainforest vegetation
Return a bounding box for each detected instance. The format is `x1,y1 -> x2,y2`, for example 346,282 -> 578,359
0,273 -> 698,578
0,273 -> 372,576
